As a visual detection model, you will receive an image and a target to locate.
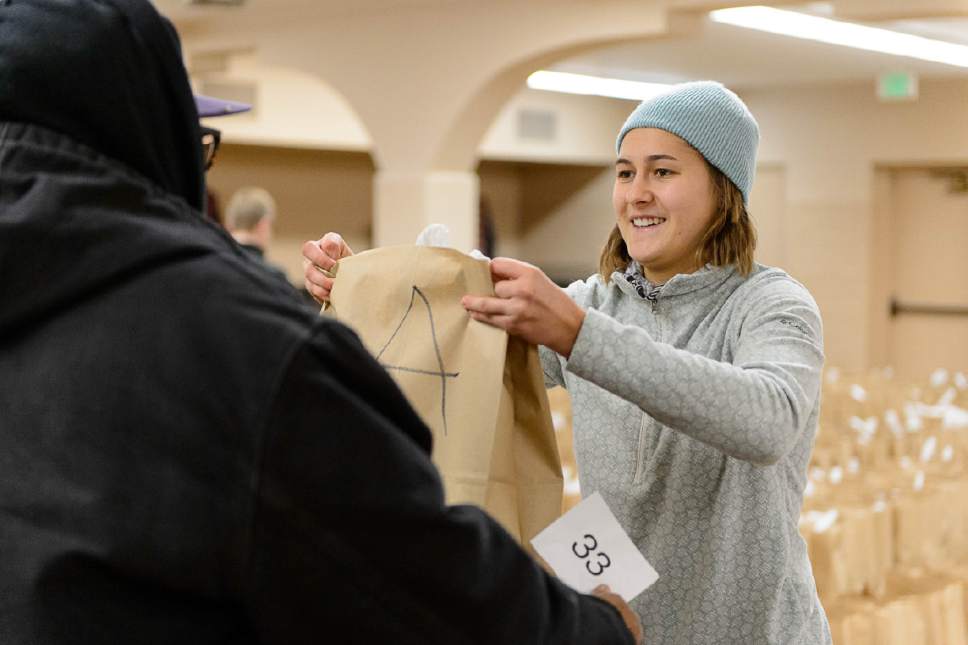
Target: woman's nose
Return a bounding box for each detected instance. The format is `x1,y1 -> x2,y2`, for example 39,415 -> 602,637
627,177 -> 654,204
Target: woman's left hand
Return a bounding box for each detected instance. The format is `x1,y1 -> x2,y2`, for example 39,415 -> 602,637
461,257 -> 585,358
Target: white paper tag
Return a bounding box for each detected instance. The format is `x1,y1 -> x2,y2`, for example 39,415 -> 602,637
530,492 -> 659,602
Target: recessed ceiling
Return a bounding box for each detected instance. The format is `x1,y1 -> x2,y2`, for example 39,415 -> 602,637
888,17 -> 968,46
152,0 -> 968,91
554,14 -> 968,91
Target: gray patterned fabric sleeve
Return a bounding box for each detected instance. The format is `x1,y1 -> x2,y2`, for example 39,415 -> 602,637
566,280 -> 824,465
540,345 -> 565,389
541,278 -> 594,389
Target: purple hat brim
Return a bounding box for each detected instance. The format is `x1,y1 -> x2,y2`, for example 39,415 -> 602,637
194,94 -> 251,118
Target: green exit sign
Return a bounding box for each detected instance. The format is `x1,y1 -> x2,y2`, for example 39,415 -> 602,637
877,72 -> 918,101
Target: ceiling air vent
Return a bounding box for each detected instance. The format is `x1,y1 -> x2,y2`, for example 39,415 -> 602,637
517,109 -> 557,142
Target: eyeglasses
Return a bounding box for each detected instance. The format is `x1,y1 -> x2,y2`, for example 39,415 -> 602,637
200,126 -> 221,171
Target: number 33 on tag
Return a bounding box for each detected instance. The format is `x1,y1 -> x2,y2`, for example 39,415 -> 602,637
530,492 -> 659,602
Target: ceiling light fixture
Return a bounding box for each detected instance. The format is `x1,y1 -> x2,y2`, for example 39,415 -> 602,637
710,5 -> 968,68
526,70 -> 670,101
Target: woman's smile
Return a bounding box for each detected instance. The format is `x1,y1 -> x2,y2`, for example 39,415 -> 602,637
631,216 -> 667,229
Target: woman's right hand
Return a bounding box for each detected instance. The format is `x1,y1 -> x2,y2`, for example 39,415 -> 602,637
302,232 -> 354,304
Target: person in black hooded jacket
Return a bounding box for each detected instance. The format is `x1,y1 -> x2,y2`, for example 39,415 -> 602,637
0,1 -> 641,643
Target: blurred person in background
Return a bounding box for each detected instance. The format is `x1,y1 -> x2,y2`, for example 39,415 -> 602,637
225,186 -> 289,283
305,82 -> 830,644
0,0 -> 641,643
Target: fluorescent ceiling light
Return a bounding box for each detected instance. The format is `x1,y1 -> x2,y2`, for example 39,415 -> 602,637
527,70 -> 670,101
710,5 -> 968,68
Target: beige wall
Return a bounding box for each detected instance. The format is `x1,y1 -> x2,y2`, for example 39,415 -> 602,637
478,162 -> 614,283
516,165 -> 614,281
741,78 -> 968,373
748,164 -> 787,269
199,58 -> 370,151
480,89 -> 634,165
476,161 -> 524,259
206,144 -> 374,283
881,168 -> 968,379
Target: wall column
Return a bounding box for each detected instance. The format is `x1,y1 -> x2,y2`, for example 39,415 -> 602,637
373,170 -> 480,250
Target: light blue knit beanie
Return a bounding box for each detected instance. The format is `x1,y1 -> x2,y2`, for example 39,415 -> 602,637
616,81 -> 759,203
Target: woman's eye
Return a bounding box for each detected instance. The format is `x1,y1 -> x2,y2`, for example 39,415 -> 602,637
655,168 -> 673,177
616,169 -> 633,180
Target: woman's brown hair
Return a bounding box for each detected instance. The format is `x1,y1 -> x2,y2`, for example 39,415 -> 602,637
598,162 -> 757,281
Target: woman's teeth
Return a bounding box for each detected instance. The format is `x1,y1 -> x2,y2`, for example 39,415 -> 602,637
633,217 -> 665,228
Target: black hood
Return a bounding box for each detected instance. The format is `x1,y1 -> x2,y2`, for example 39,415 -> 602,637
0,0 -> 205,209
0,1 -> 254,338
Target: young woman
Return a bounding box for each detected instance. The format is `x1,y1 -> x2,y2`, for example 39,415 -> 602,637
304,81 -> 830,644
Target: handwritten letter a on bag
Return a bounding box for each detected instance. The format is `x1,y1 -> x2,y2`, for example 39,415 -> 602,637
327,246 -> 563,543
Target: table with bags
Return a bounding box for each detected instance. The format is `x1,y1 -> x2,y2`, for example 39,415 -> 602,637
799,369 -> 968,644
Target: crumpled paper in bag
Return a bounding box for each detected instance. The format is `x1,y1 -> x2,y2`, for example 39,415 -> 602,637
414,222 -> 489,261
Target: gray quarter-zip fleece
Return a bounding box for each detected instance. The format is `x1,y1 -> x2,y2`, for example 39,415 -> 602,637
541,262 -> 831,645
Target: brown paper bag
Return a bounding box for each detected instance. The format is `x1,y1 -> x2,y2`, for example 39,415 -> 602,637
326,245 -> 563,543
826,597 -> 877,645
